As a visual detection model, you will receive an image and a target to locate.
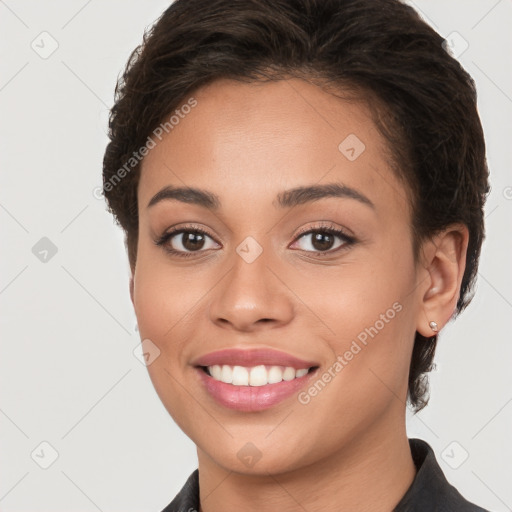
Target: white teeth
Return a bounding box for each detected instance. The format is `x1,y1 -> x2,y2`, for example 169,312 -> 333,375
220,365 -> 233,384
268,365 -> 283,384
232,366 -> 249,385
283,367 -> 296,381
211,365 -> 222,381
206,364 -> 311,386
249,365 -> 268,386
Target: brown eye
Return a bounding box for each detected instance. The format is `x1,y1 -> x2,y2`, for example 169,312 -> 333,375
309,232 -> 336,251
155,227 -> 220,257
291,227 -> 355,255
179,231 -> 207,251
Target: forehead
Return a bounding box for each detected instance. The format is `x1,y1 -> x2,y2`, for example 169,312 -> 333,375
138,78 -> 408,218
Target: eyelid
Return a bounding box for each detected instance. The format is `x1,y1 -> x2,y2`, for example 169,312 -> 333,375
154,223 -> 220,247
155,221 -> 356,257
288,222 -> 356,255
292,221 -> 354,240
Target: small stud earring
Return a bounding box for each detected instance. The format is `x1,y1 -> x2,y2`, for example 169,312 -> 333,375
429,321 -> 439,332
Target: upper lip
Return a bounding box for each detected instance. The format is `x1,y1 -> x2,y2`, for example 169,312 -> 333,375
192,348 -> 319,369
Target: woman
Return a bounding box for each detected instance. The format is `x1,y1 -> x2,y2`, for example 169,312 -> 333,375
102,0 -> 491,510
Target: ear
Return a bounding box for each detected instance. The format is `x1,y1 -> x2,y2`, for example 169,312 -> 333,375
416,223 -> 469,337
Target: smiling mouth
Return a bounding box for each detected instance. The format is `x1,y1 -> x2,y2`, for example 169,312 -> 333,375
199,364 -> 318,387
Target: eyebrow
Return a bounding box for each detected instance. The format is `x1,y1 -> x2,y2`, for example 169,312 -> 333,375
147,182 -> 375,211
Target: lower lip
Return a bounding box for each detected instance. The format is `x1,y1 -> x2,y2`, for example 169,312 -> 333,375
195,367 -> 317,412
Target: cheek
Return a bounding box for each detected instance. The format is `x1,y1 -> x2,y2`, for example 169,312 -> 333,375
132,245 -> 204,360
308,245 -> 414,336
305,241 -> 417,393
131,250 -> 205,425
129,222 -> 212,411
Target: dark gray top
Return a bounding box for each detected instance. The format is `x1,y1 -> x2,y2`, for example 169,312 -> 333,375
161,438 -> 490,511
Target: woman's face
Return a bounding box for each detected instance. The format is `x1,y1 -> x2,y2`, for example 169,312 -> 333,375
132,78 -> 426,474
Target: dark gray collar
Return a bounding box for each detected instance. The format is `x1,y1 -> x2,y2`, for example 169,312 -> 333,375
161,438 -> 488,512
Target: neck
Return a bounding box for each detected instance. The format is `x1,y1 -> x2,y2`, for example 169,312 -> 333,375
196,415 -> 416,512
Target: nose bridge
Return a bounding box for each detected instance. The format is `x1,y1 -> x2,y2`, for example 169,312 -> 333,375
208,235 -> 294,330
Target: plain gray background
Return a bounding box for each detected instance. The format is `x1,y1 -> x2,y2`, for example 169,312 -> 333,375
1,1 -> 511,511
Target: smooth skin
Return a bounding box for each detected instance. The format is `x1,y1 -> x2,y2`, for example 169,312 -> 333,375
130,78 -> 468,512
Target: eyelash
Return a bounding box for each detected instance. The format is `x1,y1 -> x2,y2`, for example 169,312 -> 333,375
154,222 -> 356,259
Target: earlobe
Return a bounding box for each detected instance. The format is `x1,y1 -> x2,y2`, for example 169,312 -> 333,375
416,224 -> 469,337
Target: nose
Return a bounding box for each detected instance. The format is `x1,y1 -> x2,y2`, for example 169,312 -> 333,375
208,247 -> 295,333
